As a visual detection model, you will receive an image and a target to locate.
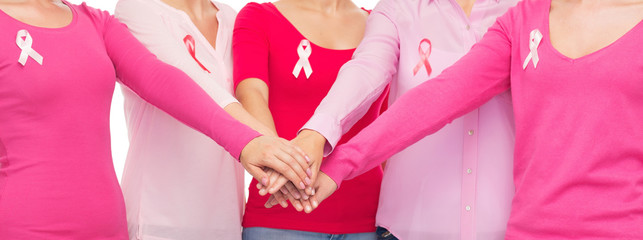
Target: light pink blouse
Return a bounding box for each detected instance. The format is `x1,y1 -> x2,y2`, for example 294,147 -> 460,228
302,0 -> 517,239
115,1 -> 244,239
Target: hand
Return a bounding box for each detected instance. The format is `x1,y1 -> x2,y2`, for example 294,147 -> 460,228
264,171 -> 337,213
260,130 -> 326,195
240,135 -> 312,189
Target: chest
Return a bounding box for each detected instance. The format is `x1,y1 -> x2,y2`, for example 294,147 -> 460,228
265,25 -> 353,104
0,25 -> 116,114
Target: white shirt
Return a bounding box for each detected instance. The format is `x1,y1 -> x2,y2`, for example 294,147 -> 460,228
115,1 -> 243,239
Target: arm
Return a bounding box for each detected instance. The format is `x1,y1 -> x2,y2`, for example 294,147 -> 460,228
298,0 -> 401,156
100,10 -> 310,188
319,10 -> 515,191
114,0 -> 273,136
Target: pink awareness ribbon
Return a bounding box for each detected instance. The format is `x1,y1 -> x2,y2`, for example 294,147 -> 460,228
183,35 -> 211,73
413,38 -> 432,76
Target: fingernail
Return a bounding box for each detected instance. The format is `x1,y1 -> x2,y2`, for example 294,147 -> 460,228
312,188 -> 316,195
293,191 -> 301,199
302,194 -> 309,200
306,168 -> 312,177
262,177 -> 268,186
259,188 -> 267,196
305,205 -> 312,213
299,182 -> 306,189
305,177 -> 312,185
312,200 -> 319,208
305,156 -> 311,163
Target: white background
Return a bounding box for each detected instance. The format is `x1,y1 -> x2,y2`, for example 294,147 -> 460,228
64,0 -> 378,186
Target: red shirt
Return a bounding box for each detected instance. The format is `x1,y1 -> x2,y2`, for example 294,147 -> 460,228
233,2 -> 387,234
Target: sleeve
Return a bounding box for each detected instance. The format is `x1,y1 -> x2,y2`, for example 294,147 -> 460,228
320,11 -> 515,187
100,11 -> 261,160
114,0 -> 238,107
232,3 -> 271,89
300,0 -> 401,155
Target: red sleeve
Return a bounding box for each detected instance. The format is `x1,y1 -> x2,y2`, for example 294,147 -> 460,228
94,7 -> 261,160
233,3 -> 271,90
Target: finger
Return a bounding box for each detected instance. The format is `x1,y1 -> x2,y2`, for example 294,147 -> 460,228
263,155 -> 309,190
264,195 -> 278,208
244,165 -> 269,187
267,175 -> 290,194
272,191 -> 288,208
279,142 -> 312,177
284,182 -> 301,200
284,192 -> 304,212
274,148 -> 311,186
300,198 -> 313,213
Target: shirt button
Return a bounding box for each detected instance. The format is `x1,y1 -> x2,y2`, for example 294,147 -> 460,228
466,25 -> 471,30
468,130 -> 474,136
466,168 -> 472,174
465,205 -> 471,211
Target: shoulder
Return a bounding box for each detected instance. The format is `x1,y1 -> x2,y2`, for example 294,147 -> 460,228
115,0 -> 160,18
235,2 -> 277,29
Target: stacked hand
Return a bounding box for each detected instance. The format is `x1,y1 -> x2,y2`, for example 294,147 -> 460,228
239,135 -> 313,191
255,130 -> 339,213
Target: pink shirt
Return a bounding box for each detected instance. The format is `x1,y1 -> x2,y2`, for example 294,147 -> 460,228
303,0 -> 517,239
0,2 -> 259,239
321,0 -> 643,239
114,1 -> 245,239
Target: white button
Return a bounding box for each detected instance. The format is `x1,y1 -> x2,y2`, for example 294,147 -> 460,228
468,130 -> 474,136
466,168 -> 472,174
465,205 -> 471,211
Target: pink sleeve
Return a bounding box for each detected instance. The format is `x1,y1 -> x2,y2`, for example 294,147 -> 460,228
233,3 -> 270,89
301,0 -> 400,155
321,13 -> 514,187
100,12 -> 260,160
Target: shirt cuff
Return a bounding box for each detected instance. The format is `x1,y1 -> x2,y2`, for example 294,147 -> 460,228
319,150 -> 353,189
300,113 -> 343,157
229,131 -> 262,161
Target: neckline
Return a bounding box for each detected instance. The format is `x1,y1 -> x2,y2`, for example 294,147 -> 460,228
266,2 -> 357,52
543,0 -> 643,62
0,0 -> 78,31
153,0 -> 224,55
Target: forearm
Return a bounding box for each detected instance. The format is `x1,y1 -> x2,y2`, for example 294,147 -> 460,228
224,102 -> 276,136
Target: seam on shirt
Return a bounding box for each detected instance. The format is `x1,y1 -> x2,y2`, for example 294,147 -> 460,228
0,138 -> 8,207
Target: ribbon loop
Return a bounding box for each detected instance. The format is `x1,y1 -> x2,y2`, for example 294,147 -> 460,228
523,29 -> 543,70
183,35 -> 211,73
16,30 -> 43,66
292,39 -> 313,79
413,38 -> 432,76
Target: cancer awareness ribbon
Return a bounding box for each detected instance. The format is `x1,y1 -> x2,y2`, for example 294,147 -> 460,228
292,39 -> 313,79
523,29 -> 543,70
16,30 -> 43,66
183,35 -> 211,73
413,38 -> 432,76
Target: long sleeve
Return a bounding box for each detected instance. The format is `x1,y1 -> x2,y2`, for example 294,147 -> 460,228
100,12 -> 260,159
321,15 -> 514,187
114,0 -> 238,107
301,0 -> 401,155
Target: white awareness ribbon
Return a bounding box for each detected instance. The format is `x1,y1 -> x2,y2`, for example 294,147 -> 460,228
523,29 -> 542,70
292,39 -> 313,79
16,30 -> 44,66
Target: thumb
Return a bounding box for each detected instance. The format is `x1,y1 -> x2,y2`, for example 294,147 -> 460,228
308,173 -> 337,212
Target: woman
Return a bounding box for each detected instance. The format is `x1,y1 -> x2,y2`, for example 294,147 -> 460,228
114,0 -> 272,239
233,0 -> 389,239
308,0 -> 643,239
266,0 -> 519,239
0,0 -> 311,238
